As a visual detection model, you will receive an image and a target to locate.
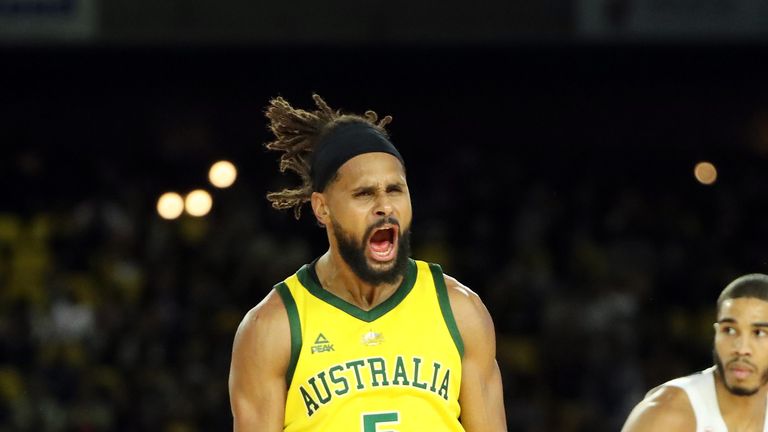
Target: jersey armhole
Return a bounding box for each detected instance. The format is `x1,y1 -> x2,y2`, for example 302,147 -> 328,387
275,282 -> 302,387
428,263 -> 465,359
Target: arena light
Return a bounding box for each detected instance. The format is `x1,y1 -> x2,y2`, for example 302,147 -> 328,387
157,192 -> 184,220
209,160 -> 237,189
694,161 -> 717,185
185,189 -> 213,217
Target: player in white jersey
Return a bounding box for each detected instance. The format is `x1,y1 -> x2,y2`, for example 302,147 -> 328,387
622,273 -> 768,432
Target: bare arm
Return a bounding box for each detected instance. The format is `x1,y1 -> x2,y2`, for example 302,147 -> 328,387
229,290 -> 291,432
445,274 -> 507,432
621,386 -> 695,432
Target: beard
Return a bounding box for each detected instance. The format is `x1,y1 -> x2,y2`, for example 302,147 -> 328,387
713,349 -> 768,396
330,217 -> 411,286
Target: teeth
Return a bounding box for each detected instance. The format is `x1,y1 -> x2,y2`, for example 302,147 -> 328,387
373,246 -> 392,256
371,241 -> 394,258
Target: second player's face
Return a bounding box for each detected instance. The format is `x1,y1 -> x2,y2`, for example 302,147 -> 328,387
714,297 -> 768,396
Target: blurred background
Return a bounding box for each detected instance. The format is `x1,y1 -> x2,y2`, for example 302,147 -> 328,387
2,0 -> 768,430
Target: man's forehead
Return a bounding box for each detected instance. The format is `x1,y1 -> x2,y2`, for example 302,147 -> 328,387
718,297 -> 768,321
340,152 -> 404,169
335,153 -> 406,183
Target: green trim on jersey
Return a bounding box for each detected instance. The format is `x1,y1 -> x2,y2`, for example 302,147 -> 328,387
275,282 -> 302,386
430,263 -> 465,358
296,259 -> 417,323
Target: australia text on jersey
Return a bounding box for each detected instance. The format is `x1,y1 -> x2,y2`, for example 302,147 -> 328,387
298,355 -> 452,416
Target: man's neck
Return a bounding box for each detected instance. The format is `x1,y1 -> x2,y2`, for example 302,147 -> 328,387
314,250 -> 403,311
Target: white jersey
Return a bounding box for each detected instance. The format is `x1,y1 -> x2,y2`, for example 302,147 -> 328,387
660,366 -> 768,432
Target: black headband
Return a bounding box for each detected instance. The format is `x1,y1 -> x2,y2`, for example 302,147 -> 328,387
310,122 -> 404,192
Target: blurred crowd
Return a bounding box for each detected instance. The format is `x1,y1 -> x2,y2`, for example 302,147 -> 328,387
2,137 -> 766,431
2,45 -> 768,432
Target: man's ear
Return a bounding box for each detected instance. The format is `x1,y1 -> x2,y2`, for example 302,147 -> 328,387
311,192 -> 330,225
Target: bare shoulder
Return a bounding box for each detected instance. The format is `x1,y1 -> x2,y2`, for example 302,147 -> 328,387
234,289 -> 289,341
237,289 -> 289,332
442,274 -> 495,341
443,274 -> 479,302
232,289 -> 291,368
622,385 -> 695,432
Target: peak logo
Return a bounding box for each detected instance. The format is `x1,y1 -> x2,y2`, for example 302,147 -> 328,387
311,333 -> 334,354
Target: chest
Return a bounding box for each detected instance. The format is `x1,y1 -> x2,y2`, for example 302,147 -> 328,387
294,296 -> 461,381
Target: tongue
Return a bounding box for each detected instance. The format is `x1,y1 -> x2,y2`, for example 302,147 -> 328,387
370,239 -> 391,252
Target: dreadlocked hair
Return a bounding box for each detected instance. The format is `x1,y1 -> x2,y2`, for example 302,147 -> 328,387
264,93 -> 393,219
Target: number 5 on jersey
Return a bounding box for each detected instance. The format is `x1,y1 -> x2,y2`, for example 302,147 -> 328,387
362,411 -> 400,432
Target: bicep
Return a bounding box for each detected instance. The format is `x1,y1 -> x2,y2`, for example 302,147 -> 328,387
229,292 -> 291,432
459,355 -> 505,432
446,277 -> 507,431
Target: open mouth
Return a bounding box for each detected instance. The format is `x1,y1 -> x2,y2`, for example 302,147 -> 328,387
368,225 -> 398,262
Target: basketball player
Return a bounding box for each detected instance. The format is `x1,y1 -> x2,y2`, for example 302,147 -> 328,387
228,94 -> 507,431
622,273 -> 768,432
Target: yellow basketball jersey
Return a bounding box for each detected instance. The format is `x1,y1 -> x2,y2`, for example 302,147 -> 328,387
275,259 -> 465,432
